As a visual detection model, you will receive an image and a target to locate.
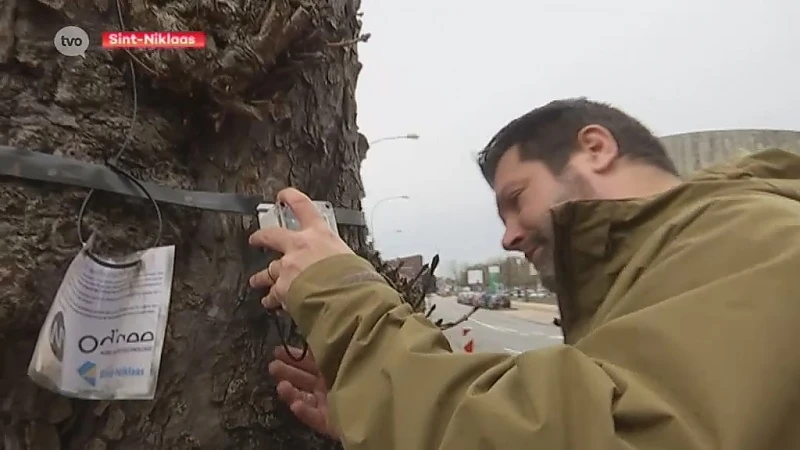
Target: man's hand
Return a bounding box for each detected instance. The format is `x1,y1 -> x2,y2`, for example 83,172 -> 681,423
248,188 -> 353,308
269,346 -> 339,440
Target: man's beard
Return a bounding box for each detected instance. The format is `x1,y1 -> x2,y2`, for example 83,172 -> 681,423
533,167 -> 595,294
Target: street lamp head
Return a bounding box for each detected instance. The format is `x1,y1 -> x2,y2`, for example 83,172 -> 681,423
399,195 -> 410,200
405,133 -> 420,139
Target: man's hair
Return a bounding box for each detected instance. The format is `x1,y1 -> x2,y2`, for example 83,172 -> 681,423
477,97 -> 678,185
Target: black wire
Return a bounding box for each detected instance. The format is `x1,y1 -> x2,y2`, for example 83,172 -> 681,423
75,0 -> 162,269
77,163 -> 163,268
267,307 -> 309,362
237,279 -> 309,362
235,244 -> 310,363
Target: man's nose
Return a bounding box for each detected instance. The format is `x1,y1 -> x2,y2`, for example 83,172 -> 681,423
502,225 -> 524,251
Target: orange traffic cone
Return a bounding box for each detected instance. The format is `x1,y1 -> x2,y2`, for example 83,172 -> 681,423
462,326 -> 474,353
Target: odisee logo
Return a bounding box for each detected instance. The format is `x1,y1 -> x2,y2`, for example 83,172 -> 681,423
77,360 -> 97,386
78,328 -> 155,354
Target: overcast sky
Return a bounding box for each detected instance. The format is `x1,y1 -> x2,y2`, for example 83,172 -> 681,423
354,0 -> 800,273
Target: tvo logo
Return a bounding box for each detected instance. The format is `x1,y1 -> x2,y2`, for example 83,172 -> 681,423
78,328 -> 155,354
53,26 -> 89,57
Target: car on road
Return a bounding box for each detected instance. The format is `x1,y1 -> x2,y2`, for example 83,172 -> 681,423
457,291 -> 478,305
471,294 -> 484,307
476,292 -> 511,310
490,292 -> 511,309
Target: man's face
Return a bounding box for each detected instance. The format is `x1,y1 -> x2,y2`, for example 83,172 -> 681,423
493,145 -> 597,292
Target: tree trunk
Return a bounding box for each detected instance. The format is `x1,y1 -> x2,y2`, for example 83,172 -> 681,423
0,0 -> 366,448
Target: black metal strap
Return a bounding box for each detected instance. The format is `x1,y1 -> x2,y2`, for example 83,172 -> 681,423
0,145 -> 366,226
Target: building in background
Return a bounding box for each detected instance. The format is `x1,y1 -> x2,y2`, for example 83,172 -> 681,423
458,256 -> 539,289
466,269 -> 484,286
660,129 -> 800,176
387,254 -> 424,280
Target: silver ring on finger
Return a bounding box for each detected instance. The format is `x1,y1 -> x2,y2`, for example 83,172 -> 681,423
267,260 -> 279,283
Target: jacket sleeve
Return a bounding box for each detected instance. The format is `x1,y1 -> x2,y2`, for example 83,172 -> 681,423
285,255 -> 620,450
285,191 -> 800,450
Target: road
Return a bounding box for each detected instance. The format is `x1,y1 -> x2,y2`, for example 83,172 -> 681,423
429,296 -> 563,355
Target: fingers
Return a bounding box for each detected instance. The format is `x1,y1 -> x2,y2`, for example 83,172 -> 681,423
249,227 -> 296,254
271,346 -> 331,438
269,359 -> 318,392
262,287 -> 282,309
276,188 -> 326,230
276,380 -> 317,405
275,381 -> 328,436
249,259 -> 281,289
289,400 -> 328,433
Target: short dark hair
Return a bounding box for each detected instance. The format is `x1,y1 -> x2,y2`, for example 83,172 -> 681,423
477,97 -> 678,185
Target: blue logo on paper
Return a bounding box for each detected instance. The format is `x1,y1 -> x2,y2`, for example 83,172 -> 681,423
99,366 -> 146,379
78,360 -> 97,386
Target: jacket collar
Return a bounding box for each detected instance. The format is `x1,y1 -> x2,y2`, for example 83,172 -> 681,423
549,198 -> 647,342
548,148 -> 800,343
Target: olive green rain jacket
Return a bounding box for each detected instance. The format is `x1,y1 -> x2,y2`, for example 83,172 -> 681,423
286,148 -> 800,450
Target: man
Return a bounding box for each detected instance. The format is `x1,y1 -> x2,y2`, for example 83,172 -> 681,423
250,98 -> 800,449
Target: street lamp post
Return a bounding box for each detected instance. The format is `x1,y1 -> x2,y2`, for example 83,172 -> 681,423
369,195 -> 410,241
364,133 -> 416,244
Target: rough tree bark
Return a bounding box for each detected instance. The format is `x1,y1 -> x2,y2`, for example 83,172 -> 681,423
0,0 -> 368,448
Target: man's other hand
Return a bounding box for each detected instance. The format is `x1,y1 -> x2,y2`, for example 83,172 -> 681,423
269,346 -> 339,440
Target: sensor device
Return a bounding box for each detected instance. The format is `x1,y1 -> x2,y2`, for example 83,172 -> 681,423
256,201 -> 339,234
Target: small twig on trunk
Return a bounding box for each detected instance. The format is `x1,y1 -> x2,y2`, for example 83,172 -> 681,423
327,33 -> 371,48
424,303 -> 436,318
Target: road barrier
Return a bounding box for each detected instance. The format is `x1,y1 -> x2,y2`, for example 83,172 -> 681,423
461,326 -> 474,353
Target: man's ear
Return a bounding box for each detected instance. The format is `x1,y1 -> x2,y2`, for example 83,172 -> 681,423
576,125 -> 619,174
